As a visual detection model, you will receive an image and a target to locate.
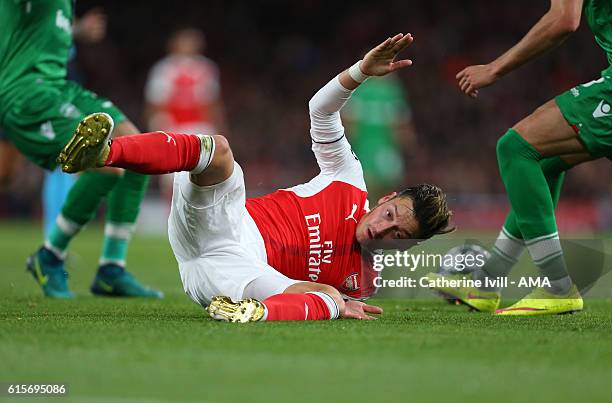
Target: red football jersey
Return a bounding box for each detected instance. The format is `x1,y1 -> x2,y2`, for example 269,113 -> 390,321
246,133 -> 377,299
246,180 -> 371,297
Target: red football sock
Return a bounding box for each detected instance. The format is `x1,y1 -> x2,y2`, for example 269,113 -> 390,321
262,292 -> 340,321
105,132 -> 203,174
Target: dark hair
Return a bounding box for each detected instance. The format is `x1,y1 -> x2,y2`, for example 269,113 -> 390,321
397,184 -> 454,239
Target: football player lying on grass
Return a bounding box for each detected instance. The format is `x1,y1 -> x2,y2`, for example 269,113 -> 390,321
58,32 -> 452,322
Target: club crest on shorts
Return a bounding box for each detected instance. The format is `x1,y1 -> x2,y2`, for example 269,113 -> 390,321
341,273 -> 360,292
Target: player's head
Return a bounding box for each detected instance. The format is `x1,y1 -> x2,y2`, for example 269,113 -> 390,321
355,184 -> 453,246
168,28 -> 206,56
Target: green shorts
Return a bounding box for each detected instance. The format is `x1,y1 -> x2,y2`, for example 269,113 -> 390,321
556,66 -> 612,158
1,80 -> 126,170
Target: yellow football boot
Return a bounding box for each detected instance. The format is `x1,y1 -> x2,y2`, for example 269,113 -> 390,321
207,296 -> 266,323
495,285 -> 583,316
57,112 -> 113,173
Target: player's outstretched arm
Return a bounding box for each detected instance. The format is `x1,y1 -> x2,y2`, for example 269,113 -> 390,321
308,33 -> 413,176
457,0 -> 583,98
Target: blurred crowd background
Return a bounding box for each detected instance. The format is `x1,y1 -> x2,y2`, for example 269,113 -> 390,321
2,0 -> 611,232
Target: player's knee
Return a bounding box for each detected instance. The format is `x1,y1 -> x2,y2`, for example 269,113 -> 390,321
210,135 -> 233,169
496,129 -> 516,161
497,128 -> 540,164
212,134 -> 231,157
189,135 -> 234,186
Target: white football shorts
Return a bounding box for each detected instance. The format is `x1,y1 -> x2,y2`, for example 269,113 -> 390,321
167,162 -> 299,306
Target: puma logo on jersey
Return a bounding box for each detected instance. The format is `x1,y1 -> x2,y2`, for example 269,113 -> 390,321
159,131 -> 176,145
345,203 -> 358,223
593,100 -> 612,118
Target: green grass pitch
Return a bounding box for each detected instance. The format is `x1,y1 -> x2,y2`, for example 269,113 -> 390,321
1,221 -> 612,403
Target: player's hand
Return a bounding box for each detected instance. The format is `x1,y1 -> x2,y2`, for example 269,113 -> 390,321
341,300 -> 383,320
456,64 -> 499,98
360,33 -> 413,77
74,8 -> 107,43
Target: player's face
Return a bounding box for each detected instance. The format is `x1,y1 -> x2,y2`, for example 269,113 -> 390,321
355,193 -> 419,246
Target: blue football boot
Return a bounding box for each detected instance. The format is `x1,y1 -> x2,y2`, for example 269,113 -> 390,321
91,263 -> 164,298
26,247 -> 74,299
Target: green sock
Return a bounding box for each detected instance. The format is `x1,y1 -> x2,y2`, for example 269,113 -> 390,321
477,156 -> 570,290
100,172 -> 149,266
496,129 -> 570,293
497,130 -> 557,238
45,171 -> 120,258
502,156 -> 568,240
100,223 -> 133,266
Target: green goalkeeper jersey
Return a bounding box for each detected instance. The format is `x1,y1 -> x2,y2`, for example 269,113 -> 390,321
0,0 -> 73,113
584,0 -> 612,66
